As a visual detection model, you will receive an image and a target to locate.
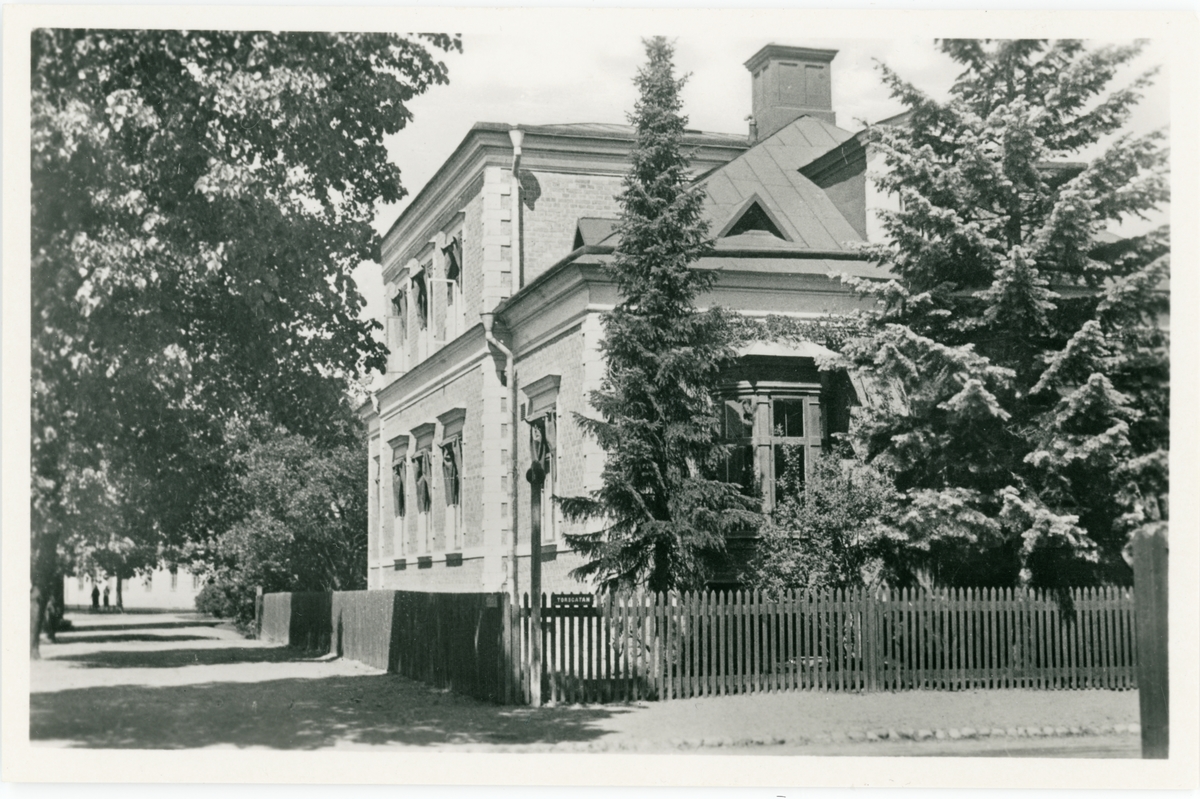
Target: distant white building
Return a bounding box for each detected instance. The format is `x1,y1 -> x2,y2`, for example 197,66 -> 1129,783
64,567 -> 206,611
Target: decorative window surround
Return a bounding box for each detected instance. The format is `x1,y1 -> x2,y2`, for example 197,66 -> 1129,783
411,422 -> 436,553
522,374 -> 561,420
522,374 -> 561,544
388,435 -> 410,560
438,408 -> 467,552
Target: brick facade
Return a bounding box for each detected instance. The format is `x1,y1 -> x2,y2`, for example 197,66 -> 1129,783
361,52 -> 892,594
520,171 -> 622,283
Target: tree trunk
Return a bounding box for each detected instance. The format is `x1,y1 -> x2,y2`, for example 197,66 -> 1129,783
30,523 -> 61,658
116,575 -> 124,611
30,583 -> 49,659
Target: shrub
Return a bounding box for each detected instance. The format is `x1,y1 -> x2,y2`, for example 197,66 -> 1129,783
742,451 -> 899,595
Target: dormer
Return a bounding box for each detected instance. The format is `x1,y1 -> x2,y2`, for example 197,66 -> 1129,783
717,194 -> 790,241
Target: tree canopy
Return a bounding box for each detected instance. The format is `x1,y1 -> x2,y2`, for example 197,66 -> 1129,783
839,40 -> 1168,589
560,37 -> 760,593
30,29 -> 459,652
195,415 -> 368,628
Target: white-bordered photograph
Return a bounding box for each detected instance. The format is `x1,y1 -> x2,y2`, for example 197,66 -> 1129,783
3,4 -> 1197,791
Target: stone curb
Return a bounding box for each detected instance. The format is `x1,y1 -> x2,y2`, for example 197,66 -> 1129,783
543,723 -> 1141,753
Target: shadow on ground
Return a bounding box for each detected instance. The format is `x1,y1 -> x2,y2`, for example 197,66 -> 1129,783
53,634 -> 217,645
32,671 -> 624,749
49,645 -> 321,670
60,620 -> 222,633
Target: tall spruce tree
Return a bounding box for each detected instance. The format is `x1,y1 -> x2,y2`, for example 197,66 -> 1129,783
840,40 -> 1168,589
560,37 -> 760,592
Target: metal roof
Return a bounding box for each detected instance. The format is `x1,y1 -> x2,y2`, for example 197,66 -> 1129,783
699,116 -> 864,252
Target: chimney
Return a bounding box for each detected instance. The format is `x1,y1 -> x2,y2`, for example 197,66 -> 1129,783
744,44 -> 837,141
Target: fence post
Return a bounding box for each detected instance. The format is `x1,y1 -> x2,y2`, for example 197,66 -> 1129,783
254,586 -> 263,639
1133,522 -> 1168,759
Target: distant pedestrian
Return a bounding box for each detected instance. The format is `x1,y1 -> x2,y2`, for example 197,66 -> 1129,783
90,584 -> 100,612
102,586 -> 110,611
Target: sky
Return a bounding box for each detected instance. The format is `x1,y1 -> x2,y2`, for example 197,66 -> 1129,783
352,35 -> 1171,326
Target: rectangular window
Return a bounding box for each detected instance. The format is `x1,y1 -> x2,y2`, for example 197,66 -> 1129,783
773,399 -> 805,438
440,438 -> 462,550
437,409 -> 467,552
774,444 -> 805,503
413,271 -> 429,330
170,570 -> 179,591
522,376 -> 561,543
719,397 -> 756,495
441,235 -> 464,341
392,458 -> 407,518
413,448 -> 433,552
769,395 -> 822,506
527,411 -> 557,542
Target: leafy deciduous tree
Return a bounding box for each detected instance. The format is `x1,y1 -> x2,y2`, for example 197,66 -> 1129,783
30,29 -> 459,653
195,416 -> 368,629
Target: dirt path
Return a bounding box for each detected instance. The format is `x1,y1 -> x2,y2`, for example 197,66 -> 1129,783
31,613 -> 1139,755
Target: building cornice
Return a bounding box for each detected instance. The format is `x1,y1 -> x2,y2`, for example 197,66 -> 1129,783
382,124 -> 748,270
377,324 -> 487,410
744,44 -> 838,73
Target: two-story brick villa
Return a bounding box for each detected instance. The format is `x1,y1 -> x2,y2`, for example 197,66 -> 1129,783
360,44 -> 896,595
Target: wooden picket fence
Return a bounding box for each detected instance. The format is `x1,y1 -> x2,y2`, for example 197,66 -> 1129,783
506,586 -> 1137,704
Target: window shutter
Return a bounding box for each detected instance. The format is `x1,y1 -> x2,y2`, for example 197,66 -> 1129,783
392,459 -> 406,517
413,273 -> 428,330
442,236 -> 462,284
414,450 -> 432,512
441,441 -> 460,506
544,413 -> 557,481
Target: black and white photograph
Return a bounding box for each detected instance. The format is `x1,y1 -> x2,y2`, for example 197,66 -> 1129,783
2,4 -> 1197,791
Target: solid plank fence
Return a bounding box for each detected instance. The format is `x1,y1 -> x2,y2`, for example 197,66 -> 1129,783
262,590 -> 508,704
507,587 -> 1137,705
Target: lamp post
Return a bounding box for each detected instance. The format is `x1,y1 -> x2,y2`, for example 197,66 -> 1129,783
526,418 -> 547,707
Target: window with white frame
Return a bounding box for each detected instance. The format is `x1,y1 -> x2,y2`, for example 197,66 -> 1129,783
438,408 -> 466,552
388,435 -> 409,557
412,266 -> 430,362
522,375 -> 561,544
411,423 -> 436,553
436,234 -> 464,342
387,288 -> 408,373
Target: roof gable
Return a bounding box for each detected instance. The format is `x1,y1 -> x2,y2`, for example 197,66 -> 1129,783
573,217 -> 619,249
699,116 -> 865,253
717,194 -> 790,241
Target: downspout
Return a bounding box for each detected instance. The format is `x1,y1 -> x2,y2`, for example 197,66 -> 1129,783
482,313 -> 519,607
372,392 -> 384,589
508,127 -> 524,295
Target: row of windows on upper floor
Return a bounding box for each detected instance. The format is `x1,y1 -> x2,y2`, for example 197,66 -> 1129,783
386,234 -> 467,373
